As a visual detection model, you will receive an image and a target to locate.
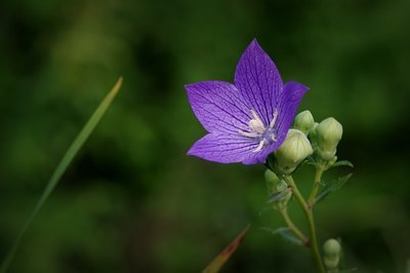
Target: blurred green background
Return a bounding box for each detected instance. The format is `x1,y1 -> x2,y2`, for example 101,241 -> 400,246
0,0 -> 409,272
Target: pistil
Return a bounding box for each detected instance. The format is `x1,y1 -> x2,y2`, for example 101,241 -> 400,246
239,109 -> 279,152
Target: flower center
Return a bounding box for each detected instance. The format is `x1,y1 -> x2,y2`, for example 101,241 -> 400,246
239,109 -> 278,152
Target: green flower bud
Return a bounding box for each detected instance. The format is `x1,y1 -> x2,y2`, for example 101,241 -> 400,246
323,239 -> 342,257
294,110 -> 315,134
323,239 -> 342,270
316,117 -> 343,161
324,256 -> 340,270
275,129 -> 313,174
307,122 -> 319,151
308,122 -> 319,140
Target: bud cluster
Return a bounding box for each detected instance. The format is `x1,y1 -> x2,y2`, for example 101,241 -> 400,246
269,110 -> 344,175
263,110 -> 349,273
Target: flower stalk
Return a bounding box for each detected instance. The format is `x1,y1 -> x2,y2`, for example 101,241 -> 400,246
308,165 -> 325,206
279,208 -> 308,245
284,175 -> 326,273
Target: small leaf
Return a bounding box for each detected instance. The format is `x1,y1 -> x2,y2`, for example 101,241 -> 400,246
202,225 -> 250,273
331,160 -> 354,169
267,188 -> 291,203
315,173 -> 353,204
261,227 -> 303,246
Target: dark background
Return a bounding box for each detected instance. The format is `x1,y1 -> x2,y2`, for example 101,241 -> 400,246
0,0 -> 409,272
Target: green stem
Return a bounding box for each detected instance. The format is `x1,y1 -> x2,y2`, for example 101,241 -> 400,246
285,175 -> 326,273
308,166 -> 324,206
306,209 -> 325,273
279,208 -> 308,246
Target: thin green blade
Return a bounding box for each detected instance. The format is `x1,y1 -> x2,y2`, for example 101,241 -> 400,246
202,225 -> 250,273
0,77 -> 123,273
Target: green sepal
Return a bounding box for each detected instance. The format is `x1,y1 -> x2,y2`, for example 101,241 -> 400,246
261,227 -> 304,246
330,160 -> 354,169
267,188 -> 291,203
303,155 -> 318,167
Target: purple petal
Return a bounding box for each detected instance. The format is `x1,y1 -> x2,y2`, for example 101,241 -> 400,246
187,133 -> 259,164
185,81 -> 251,134
234,39 -> 283,126
275,81 -> 309,144
242,136 -> 289,165
242,145 -> 277,165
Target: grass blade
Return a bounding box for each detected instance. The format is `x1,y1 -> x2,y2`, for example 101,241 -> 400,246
0,77 -> 123,273
202,225 -> 250,273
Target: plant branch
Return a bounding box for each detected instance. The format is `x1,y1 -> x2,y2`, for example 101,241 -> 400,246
285,175 -> 326,273
308,166 -> 325,206
279,208 -> 309,246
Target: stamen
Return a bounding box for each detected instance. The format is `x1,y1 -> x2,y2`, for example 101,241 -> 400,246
239,131 -> 260,138
238,109 -> 279,153
254,139 -> 266,152
249,119 -> 265,134
250,110 -> 261,121
269,109 -> 278,128
249,110 -> 265,134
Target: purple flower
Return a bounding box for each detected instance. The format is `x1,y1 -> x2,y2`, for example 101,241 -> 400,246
185,39 -> 309,164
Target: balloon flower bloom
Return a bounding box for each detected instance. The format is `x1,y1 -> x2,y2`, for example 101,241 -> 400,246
185,39 -> 309,164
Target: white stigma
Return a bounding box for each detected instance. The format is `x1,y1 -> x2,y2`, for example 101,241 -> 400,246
239,109 -> 278,152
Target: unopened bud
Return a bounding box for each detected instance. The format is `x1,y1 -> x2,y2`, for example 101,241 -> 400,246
275,129 -> 313,174
324,256 -> 340,270
294,110 -> 315,134
323,239 -> 342,270
308,122 -> 319,140
323,239 -> 342,257
316,118 -> 343,160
